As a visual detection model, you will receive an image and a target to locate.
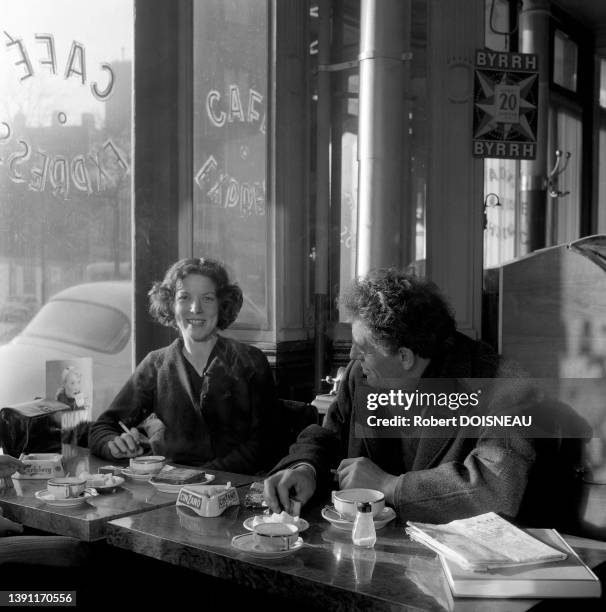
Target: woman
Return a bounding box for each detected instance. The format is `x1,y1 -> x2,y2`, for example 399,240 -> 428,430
89,258 -> 282,474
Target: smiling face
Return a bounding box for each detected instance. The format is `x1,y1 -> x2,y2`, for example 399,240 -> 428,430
174,274 -> 219,344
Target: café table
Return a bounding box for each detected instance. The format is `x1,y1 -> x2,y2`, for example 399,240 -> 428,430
106,487 -> 606,612
0,445 -> 255,541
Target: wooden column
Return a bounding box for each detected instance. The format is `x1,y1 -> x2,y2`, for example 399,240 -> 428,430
267,0 -> 314,398
133,0 -> 181,363
426,0 -> 484,338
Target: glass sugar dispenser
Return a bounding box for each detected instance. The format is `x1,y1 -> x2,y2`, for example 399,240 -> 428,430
352,501 -> 376,548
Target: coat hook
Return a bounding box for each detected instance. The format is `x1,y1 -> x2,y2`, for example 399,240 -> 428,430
483,193 -> 501,230
546,150 -> 571,198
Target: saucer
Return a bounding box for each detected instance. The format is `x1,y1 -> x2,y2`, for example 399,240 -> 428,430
86,476 -> 125,494
120,468 -> 155,482
321,505 -> 396,531
243,516 -> 310,533
148,473 -> 215,494
34,489 -> 94,508
231,533 -> 304,558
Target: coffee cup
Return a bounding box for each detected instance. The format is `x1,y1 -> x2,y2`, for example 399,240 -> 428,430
129,456 -> 165,475
47,477 -> 87,499
252,522 -> 299,551
331,489 -> 385,521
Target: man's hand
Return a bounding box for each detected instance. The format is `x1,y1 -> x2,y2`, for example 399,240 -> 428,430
107,429 -> 145,459
0,455 -> 24,478
336,457 -> 398,505
263,466 -> 317,515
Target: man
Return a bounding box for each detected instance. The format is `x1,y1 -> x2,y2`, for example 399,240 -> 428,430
265,268 -> 587,525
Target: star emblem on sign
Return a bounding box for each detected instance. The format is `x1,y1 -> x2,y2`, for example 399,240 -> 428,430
473,70 -> 538,142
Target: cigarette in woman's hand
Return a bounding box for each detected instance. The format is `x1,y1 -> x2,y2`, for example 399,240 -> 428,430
118,421 -> 150,446
118,421 -> 131,436
330,468 -> 339,482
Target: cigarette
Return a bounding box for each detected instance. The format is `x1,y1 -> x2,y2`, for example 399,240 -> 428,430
118,421 -> 149,445
118,421 -> 131,435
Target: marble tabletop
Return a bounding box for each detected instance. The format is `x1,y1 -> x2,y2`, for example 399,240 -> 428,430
107,493 -> 442,611
106,491 -> 606,612
0,445 -> 256,541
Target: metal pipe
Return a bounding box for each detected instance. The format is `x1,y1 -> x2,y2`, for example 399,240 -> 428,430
518,0 -> 550,254
357,0 -> 407,275
313,0 -> 331,393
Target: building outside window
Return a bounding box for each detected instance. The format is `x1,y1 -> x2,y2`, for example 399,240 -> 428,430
0,0 -> 133,412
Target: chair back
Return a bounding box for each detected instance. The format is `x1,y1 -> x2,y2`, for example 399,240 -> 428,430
278,399 -> 319,446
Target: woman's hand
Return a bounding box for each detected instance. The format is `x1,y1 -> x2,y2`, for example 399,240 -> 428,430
107,429 -> 145,459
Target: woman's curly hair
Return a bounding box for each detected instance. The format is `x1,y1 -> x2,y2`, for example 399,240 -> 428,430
148,257 -> 243,330
339,268 -> 456,359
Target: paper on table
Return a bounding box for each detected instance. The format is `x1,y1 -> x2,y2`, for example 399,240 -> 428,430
449,513 -> 565,562
406,512 -> 567,571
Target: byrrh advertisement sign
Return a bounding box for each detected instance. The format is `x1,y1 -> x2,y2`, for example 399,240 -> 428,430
472,50 -> 539,160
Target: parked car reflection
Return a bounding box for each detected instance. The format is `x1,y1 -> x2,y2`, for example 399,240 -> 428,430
0,281 -> 132,418
0,280 -> 267,417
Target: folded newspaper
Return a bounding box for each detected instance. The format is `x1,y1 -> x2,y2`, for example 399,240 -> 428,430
405,512 -> 567,572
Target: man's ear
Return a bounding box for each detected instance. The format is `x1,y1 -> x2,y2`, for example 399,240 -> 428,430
398,347 -> 416,371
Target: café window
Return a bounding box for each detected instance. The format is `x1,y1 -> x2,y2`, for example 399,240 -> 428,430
552,29 -> 578,92
0,0 -> 133,408
598,57 -> 606,233
193,0 -> 269,329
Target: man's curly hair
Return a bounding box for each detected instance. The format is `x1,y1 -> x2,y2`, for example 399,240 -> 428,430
148,257 -> 243,330
340,268 -> 456,359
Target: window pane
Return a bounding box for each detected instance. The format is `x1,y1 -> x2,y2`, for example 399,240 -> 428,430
600,58 -> 606,109
193,0 -> 269,329
599,126 -> 606,232
22,299 -> 130,354
484,0 -> 510,52
0,0 -> 133,408
483,159 -> 518,267
553,29 -> 578,92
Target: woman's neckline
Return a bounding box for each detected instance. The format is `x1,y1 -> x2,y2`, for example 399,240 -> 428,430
181,335 -> 219,376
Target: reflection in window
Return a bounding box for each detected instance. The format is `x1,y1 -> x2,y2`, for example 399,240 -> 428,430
553,29 -> 578,92
22,299 -> 130,354
338,131 -> 358,321
192,0 -> 268,329
0,0 -> 133,345
483,159 -> 518,267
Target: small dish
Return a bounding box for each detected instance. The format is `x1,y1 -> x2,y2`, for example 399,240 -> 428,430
148,473 -> 215,494
86,476 -> 125,494
120,468 -> 154,482
231,533 -> 304,558
321,505 -> 396,531
34,489 -> 95,508
243,515 -> 310,533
